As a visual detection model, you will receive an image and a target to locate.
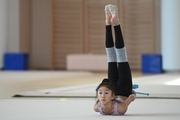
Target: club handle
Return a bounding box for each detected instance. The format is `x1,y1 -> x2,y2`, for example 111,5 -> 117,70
135,91 -> 149,96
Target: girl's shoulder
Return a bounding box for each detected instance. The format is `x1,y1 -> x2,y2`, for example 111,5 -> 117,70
114,95 -> 127,101
114,97 -> 124,103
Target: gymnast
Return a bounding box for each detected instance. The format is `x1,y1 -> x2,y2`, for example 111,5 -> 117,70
94,4 -> 136,115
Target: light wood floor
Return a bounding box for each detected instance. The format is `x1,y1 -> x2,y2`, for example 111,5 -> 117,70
0,70 -> 144,99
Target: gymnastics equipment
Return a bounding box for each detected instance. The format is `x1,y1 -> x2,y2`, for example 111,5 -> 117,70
132,84 -> 149,96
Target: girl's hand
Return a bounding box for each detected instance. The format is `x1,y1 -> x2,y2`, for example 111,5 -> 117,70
129,94 -> 136,101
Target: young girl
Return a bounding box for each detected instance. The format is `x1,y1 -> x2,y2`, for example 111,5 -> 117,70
94,4 -> 136,115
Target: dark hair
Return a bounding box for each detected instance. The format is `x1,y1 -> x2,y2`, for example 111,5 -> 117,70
95,78 -> 115,103
95,78 -> 115,94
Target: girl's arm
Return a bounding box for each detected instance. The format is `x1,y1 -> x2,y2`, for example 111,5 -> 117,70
94,100 -> 99,112
117,94 -> 136,115
124,94 -> 136,106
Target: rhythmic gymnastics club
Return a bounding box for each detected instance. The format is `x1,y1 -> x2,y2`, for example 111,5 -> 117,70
135,91 -> 149,96
132,84 -> 149,96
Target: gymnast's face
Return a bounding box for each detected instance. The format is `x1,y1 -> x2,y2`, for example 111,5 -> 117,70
98,86 -> 114,105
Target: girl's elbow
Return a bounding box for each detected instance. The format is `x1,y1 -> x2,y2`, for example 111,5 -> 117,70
94,108 -> 99,112
94,105 -> 99,112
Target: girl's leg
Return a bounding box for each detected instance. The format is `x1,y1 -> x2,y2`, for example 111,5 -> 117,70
104,5 -> 119,89
110,5 -> 133,97
115,25 -> 133,97
105,25 -> 119,89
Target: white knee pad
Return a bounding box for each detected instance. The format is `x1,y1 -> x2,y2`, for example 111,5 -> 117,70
105,47 -> 117,62
115,47 -> 128,62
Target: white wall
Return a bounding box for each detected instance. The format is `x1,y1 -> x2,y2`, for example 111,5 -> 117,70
7,0 -> 20,52
0,0 -> 20,69
0,0 -> 8,68
161,0 -> 180,71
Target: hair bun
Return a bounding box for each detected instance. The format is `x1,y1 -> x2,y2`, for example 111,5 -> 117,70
102,78 -> 110,83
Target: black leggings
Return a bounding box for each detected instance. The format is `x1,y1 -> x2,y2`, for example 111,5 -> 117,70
106,25 -> 132,97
